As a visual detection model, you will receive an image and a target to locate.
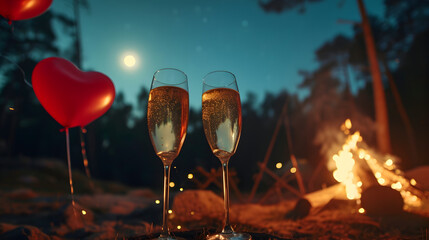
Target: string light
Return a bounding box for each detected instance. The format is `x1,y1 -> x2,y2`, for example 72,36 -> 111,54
177,225 -> 182,229
168,210 -> 173,214
169,182 -> 175,187
410,179 -> 417,186
290,167 -> 297,173
275,162 -> 282,169
155,200 -> 160,204
358,208 -> 365,214
9,107 -> 14,111
81,210 -> 87,215
187,173 -> 194,179
179,188 -> 184,191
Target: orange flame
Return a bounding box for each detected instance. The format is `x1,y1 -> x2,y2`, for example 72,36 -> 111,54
331,119 -> 422,208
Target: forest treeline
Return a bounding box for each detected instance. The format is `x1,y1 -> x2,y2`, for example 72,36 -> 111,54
0,1 -> 428,192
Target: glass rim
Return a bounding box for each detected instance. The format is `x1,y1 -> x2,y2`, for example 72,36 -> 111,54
202,70 -> 237,88
153,68 -> 188,86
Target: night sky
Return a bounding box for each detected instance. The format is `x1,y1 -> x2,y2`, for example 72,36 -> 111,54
51,0 -> 384,108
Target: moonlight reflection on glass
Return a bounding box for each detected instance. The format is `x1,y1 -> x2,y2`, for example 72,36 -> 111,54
215,118 -> 239,155
151,121 -> 176,154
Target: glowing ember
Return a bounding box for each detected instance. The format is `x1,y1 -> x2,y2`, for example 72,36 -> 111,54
385,159 -> 393,166
81,210 -> 87,215
391,182 -> 402,190
345,119 -> 352,129
410,179 -> 417,186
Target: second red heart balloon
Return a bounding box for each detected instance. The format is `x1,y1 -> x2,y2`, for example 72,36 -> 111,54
0,0 -> 52,24
32,57 -> 116,128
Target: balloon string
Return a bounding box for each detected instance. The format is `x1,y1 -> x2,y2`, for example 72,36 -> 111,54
65,128 -> 77,216
80,127 -> 94,190
0,55 -> 31,88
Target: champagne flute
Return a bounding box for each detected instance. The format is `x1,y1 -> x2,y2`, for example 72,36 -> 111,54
147,68 -> 189,240
202,71 -> 251,240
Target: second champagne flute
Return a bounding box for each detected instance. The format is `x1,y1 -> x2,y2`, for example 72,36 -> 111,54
147,68 -> 189,240
202,71 -> 251,240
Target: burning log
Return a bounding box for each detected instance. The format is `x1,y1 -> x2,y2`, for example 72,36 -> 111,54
360,185 -> 404,216
285,198 -> 312,219
305,183 -> 346,208
354,155 -> 404,216
353,149 -> 378,188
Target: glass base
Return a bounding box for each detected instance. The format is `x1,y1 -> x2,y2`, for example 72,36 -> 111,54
152,236 -> 186,240
207,232 -> 252,240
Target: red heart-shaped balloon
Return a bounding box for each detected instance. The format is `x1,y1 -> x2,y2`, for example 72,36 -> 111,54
32,57 -> 115,128
0,0 -> 52,23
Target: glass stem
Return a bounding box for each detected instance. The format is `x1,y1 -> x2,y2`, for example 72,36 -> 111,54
221,160 -> 234,234
161,164 -> 171,238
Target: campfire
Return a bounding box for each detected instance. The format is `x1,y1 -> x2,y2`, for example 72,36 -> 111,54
330,119 -> 427,211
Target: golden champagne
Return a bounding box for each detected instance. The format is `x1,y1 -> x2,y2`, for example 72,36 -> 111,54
202,88 -> 242,160
148,86 -> 189,165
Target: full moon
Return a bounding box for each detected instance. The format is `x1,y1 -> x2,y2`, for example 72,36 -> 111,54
123,55 -> 136,67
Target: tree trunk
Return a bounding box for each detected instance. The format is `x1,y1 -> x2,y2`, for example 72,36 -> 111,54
381,58 -> 419,163
357,0 -> 391,154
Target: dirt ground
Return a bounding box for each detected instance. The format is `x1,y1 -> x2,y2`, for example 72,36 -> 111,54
1,158 -> 428,239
